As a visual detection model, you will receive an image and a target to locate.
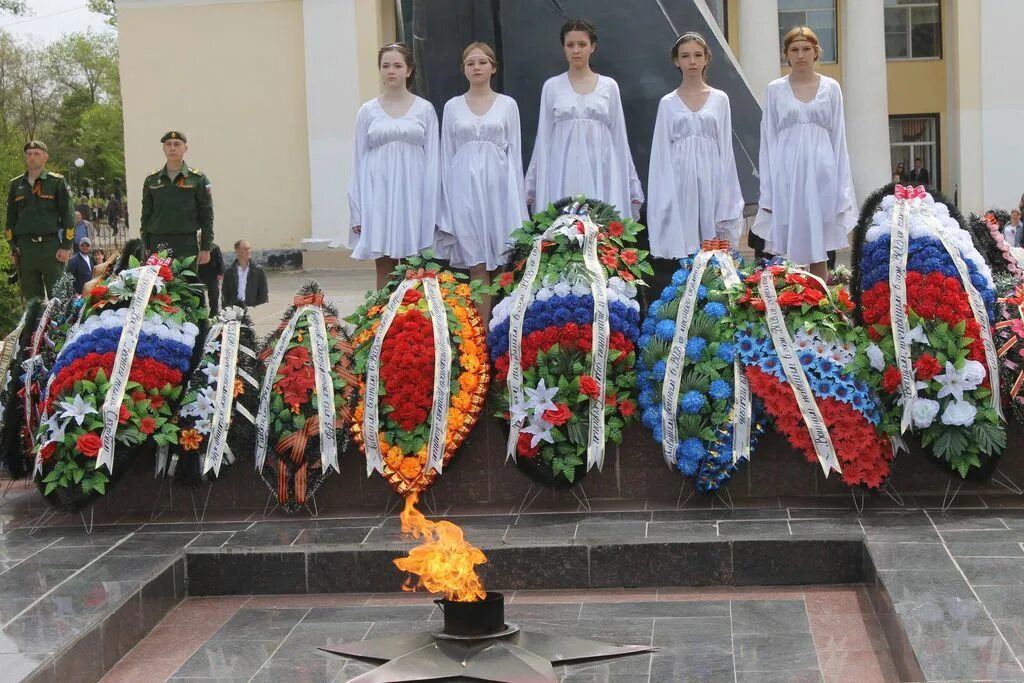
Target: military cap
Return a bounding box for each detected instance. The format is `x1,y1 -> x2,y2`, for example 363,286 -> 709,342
23,140 -> 48,152
160,131 -> 187,143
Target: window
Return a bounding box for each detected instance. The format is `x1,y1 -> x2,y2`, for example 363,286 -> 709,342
889,115 -> 939,189
778,0 -> 837,64
884,0 -> 941,60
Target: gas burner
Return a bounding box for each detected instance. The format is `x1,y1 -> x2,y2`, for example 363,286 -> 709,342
321,592 -> 656,682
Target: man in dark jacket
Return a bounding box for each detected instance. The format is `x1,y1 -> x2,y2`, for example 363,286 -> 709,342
908,158 -> 930,186
66,236 -> 94,294
222,239 -> 268,308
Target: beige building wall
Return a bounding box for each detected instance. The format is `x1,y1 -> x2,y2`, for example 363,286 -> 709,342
119,0 -> 310,252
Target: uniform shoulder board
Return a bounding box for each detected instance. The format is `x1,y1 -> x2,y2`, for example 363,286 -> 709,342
49,172 -> 64,178
9,174 -> 25,184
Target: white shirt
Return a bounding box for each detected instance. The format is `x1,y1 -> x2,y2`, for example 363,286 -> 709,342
236,263 -> 249,299
1004,223 -> 1020,246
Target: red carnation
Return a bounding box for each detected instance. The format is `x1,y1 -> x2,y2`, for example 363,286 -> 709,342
620,249 -> 638,266
118,405 -> 131,424
542,403 -> 572,427
579,375 -> 601,399
76,433 -> 102,458
131,390 -> 147,403
516,432 -> 539,458
618,399 -> 636,417
498,272 -> 514,288
139,417 -> 157,435
90,285 -> 109,299
882,366 -> 902,393
402,288 -> 422,305
802,288 -> 825,305
158,264 -> 174,282
608,221 -> 624,237
150,395 -> 165,410
914,354 -> 942,382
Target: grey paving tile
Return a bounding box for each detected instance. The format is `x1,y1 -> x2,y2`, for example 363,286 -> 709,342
730,600 -> 810,635
877,570 -> 976,605
866,541 -> 952,571
249,622 -> 369,683
502,522 -> 578,544
858,515 -> 939,541
186,531 -> 236,548
170,638 -> 280,679
293,527 -> 372,545
224,525 -> 304,547
974,586 -> 1024,619
939,528 -> 1024,544
652,508 -> 788,522
717,520 -> 791,539
211,607 -> 308,640
106,532 -> 199,556
303,605 -> 434,624
945,541 -> 1024,558
958,557 -> 1024,586
733,633 -> 819,672
573,520 -> 648,542
644,520 -> 719,540
652,616 -> 731,652
787,519 -> 863,537
581,600 -> 729,620
136,520 -> 254,533
736,671 -> 822,683
0,651 -> 48,681
650,649 -> 734,682
928,511 -> 1008,531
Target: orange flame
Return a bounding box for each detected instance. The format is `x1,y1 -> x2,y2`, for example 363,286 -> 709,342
392,492 -> 487,602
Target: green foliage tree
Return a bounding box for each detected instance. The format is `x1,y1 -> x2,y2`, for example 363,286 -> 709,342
0,1 -> 27,15
0,26 -> 122,334
88,0 -> 117,27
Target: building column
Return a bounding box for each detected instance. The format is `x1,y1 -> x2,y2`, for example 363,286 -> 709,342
738,0 -> 781,103
301,0 -> 362,249
841,0 -> 892,205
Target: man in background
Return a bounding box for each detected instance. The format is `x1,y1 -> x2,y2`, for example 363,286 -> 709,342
222,239 -> 268,308
66,236 -> 94,295
908,158 -> 930,186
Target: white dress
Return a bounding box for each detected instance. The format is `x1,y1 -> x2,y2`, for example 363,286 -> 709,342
525,73 -> 644,219
751,75 -> 856,264
436,94 -> 528,270
646,89 -> 744,258
347,96 -> 440,260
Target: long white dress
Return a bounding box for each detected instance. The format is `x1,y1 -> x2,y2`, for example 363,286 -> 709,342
436,94 -> 528,270
647,89 -> 744,258
347,96 -> 440,260
525,73 -> 644,219
751,75 -> 856,264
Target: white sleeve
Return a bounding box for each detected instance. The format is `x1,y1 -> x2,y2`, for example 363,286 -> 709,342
347,105 -> 370,229
715,93 -> 745,245
525,79 -> 553,208
422,102 -> 442,232
829,81 -> 857,214
646,98 -> 672,243
757,86 -> 776,211
608,79 -> 644,210
506,98 -> 529,220
438,100 -> 457,235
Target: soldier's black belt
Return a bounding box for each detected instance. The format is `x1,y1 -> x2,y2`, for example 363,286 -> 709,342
22,236 -> 49,243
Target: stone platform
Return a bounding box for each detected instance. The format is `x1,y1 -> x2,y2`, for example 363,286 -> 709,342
4,482 -> 1024,682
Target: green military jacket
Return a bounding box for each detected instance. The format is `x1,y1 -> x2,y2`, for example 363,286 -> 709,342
5,169 -> 74,249
141,162 -> 214,250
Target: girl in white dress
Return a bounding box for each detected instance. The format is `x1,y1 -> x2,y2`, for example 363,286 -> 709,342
348,43 -> 440,288
647,32 -> 744,259
751,26 -> 856,278
525,18 -> 644,219
436,42 -> 528,294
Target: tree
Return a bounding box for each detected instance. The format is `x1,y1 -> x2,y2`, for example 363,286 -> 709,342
0,1 -> 27,15
48,32 -> 117,105
88,1 -> 117,27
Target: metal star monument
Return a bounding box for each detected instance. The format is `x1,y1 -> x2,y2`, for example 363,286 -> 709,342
321,622 -> 656,682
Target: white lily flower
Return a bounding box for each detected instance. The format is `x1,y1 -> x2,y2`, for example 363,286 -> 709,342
58,395 -> 97,426
524,378 -> 559,417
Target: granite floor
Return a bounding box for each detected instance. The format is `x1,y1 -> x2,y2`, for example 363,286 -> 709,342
99,585 -> 896,683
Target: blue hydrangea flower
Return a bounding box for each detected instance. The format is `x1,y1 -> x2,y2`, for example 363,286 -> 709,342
677,438 -> 706,476
660,286 -> 678,304
798,350 -> 815,368
672,269 -> 688,286
652,360 -> 667,382
655,319 -> 676,342
685,337 -> 706,360
697,285 -> 708,300
638,389 -> 655,410
709,379 -> 732,401
648,300 -> 662,318
680,390 -> 707,415
813,377 -> 834,397
641,406 -> 660,430
703,301 -> 727,319
717,342 -> 735,363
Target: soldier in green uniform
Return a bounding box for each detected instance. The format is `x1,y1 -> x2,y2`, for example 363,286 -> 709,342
5,141 -> 74,301
141,131 -> 214,265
